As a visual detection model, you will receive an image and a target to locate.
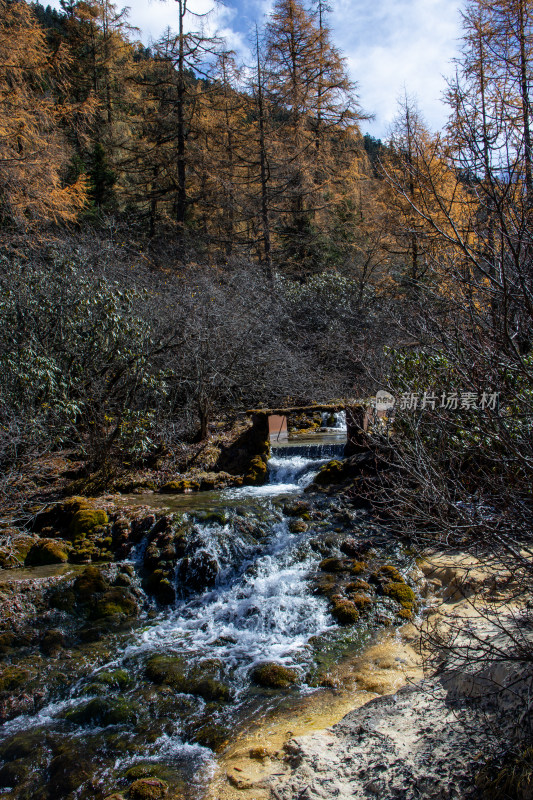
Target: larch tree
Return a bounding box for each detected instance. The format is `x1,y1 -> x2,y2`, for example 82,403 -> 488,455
0,0 -> 87,227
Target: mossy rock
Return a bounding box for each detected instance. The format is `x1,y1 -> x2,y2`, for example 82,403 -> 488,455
283,501 -> 310,518
346,579 -> 371,593
0,760 -> 29,787
144,655 -> 188,689
65,697 -> 139,726
319,557 -> 350,573
330,598 -> 359,625
74,565 -> 109,599
142,573 -> 176,605
0,534 -> 36,569
312,574 -> 338,597
350,561 -> 367,575
194,510 -> 229,526
192,722 -> 231,752
125,764 -> 166,781
0,666 -> 30,693
94,669 -> 132,690
396,608 -> 414,621
349,593 -> 373,611
288,519 -> 308,533
178,551 -> 219,593
250,663 -> 299,689
244,456 -> 268,486
40,629 -> 65,656
90,588 -> 138,619
159,480 -> 200,494
190,678 -> 233,703
25,538 -> 70,566
69,508 -> 108,541
128,777 -> 168,799
370,565 -> 404,586
313,460 -> 346,486
382,582 -> 416,609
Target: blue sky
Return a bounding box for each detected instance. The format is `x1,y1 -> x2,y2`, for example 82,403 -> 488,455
44,0 -> 465,138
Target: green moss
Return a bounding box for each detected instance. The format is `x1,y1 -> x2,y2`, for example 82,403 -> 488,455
349,593 -> 373,611
144,655 -> 188,689
346,579 -> 371,593
65,697 -> 139,726
90,588 -> 138,619
382,582 -> 416,609
0,535 -> 36,569
330,598 -> 359,625
74,566 -> 109,599
94,669 -> 132,690
25,538 -> 70,566
288,519 -> 308,533
312,574 -> 338,596
191,678 -> 233,703
244,456 -> 268,486
350,561 -> 367,575
125,764 -> 162,781
250,663 -> 299,689
0,666 -> 29,692
319,557 -> 349,573
128,778 -> 168,799
69,508 -> 108,540
377,565 -> 404,583
396,608 -> 413,621
313,459 -> 345,486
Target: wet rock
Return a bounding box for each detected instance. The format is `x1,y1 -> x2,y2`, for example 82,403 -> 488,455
193,722 -> 231,751
330,598 -> 359,625
25,538 -> 70,566
130,514 -> 156,542
0,759 -> 29,787
69,508 -> 109,540
289,519 -> 308,533
382,582 -> 416,610
283,501 -> 311,518
144,655 -> 188,689
250,663 -> 299,689
90,587 -> 138,619
177,550 -> 219,592
0,666 -> 30,692
319,557 -> 351,573
74,565 -> 109,598
65,697 -> 139,726
313,460 -> 346,486
244,455 -> 268,486
48,752 -> 95,795
128,777 -> 168,799
40,629 -> 66,656
340,538 -> 373,559
142,571 -> 176,605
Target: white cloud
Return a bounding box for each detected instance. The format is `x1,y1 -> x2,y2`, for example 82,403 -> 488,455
40,0 -> 465,137
331,0 -> 464,137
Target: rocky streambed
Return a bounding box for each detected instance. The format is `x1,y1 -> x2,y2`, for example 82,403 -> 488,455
0,432 -> 434,800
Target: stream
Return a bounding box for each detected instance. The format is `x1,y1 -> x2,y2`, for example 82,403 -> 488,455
0,428 -> 411,800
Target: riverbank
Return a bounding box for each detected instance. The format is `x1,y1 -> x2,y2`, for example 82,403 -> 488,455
223,550 -> 532,800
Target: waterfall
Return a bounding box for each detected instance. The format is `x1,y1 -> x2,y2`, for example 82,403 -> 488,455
321,410 -> 347,431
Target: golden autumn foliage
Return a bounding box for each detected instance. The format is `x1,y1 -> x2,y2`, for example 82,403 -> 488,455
0,0 -> 87,227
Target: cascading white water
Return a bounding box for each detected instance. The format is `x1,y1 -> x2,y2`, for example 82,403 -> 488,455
321,410 -> 347,431
0,435 -> 355,799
